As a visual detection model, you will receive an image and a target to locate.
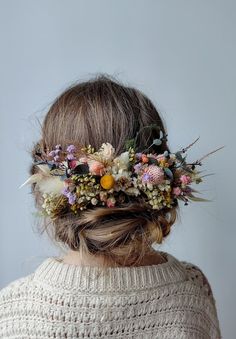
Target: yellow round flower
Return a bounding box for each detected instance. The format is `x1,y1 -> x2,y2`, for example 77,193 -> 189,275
100,174 -> 115,190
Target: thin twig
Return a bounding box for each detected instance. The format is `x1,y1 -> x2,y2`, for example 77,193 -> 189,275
197,145 -> 225,163
180,137 -> 200,153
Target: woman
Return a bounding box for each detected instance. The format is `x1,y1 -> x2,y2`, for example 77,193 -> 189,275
0,74 -> 221,338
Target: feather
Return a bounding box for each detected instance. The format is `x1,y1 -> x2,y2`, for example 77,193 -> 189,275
18,173 -> 42,189
19,164 -> 64,194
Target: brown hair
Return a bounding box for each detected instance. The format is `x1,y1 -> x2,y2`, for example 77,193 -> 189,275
31,74 -> 179,266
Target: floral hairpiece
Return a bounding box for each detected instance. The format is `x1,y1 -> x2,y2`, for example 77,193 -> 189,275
20,126 -> 224,219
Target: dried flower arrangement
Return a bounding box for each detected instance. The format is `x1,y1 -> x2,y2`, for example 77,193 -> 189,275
20,125 -> 224,220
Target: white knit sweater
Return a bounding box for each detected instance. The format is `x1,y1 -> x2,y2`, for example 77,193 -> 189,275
0,251 -> 221,339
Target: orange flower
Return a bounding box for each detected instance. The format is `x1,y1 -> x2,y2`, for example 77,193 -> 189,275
141,154 -> 149,163
100,174 -> 115,190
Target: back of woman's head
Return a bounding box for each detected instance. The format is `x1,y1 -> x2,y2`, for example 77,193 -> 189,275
31,74 -> 178,266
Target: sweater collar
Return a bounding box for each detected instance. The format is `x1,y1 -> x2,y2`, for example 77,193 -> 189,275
32,251 -> 187,292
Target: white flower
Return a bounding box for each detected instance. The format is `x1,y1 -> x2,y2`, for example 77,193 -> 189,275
91,198 -> 98,205
147,183 -> 153,190
113,151 -> 130,169
111,151 -> 130,176
113,170 -> 130,181
99,143 -> 115,160
158,181 -> 171,192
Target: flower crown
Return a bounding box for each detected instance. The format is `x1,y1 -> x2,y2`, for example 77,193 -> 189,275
20,125 -> 223,219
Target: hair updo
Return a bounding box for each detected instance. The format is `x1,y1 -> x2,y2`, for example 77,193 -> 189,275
30,74 -> 179,266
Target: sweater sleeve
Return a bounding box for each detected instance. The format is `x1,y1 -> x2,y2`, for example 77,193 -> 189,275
0,274 -> 35,337
181,261 -> 222,339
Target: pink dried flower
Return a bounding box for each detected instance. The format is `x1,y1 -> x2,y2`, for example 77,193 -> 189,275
142,165 -> 165,185
89,160 -> 105,176
173,187 -> 182,196
106,197 -> 116,208
69,160 -> 78,169
99,191 -> 108,202
64,179 -> 73,186
180,175 -> 192,185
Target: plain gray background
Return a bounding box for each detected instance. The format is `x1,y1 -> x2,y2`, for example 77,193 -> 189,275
0,0 -> 235,337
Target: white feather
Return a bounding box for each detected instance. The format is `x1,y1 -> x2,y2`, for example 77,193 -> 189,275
18,173 -> 42,189
37,177 -> 65,195
19,164 -> 63,195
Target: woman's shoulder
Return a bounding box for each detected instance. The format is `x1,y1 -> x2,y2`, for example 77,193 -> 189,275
0,273 -> 34,301
178,258 -> 215,298
179,258 -> 221,336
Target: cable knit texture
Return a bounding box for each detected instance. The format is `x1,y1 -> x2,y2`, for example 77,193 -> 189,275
0,251 -> 221,339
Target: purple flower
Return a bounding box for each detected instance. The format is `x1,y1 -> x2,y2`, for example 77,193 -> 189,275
55,149 -> 60,155
62,187 -> 76,205
135,152 -> 142,160
62,187 -> 69,196
66,153 -> 76,160
68,192 -> 76,205
142,173 -> 151,183
134,163 -> 142,174
67,144 -> 76,153
49,146 -> 62,162
49,150 -> 56,157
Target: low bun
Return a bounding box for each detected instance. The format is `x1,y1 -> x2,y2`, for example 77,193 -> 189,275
41,202 -> 178,266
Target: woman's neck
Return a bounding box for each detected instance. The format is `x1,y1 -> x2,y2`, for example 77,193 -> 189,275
61,249 -> 167,267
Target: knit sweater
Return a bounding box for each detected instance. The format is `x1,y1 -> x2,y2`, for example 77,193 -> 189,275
0,251 -> 221,339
